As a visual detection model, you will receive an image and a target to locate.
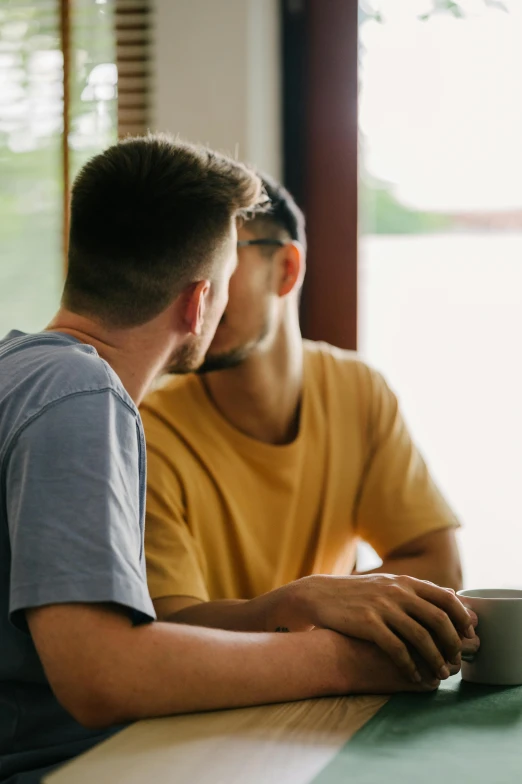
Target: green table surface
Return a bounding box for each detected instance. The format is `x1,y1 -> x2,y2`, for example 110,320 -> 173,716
314,674 -> 522,784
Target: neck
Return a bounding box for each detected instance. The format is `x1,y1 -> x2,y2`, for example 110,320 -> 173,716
202,308 -> 304,445
46,309 -> 176,405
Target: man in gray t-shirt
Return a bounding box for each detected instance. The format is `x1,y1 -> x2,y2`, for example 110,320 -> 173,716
0,330 -> 154,781
0,134 -> 476,783
0,135 -> 266,783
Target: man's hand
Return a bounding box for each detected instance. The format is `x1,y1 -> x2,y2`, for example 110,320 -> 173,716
156,575 -> 479,686
266,573 -> 477,684
336,635 -> 442,694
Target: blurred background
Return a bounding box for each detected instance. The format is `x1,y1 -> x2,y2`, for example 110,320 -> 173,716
1,0 -> 521,588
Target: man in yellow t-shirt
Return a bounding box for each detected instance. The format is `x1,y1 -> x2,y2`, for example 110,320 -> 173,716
141,175 -> 464,652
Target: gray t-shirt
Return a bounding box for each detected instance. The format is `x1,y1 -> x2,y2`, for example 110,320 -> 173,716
0,330 -> 155,783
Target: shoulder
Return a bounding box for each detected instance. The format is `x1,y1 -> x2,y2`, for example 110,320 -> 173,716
303,340 -> 384,388
142,372 -> 197,408
0,332 -> 138,453
140,374 -> 201,443
302,341 -> 397,424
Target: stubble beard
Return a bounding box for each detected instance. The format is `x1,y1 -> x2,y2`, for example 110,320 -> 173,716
165,339 -> 206,375
196,318 -> 271,375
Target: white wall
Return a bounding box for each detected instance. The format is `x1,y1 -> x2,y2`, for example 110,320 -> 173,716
152,0 -> 282,179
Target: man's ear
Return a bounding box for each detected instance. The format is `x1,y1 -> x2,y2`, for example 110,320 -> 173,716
277,242 -> 305,297
180,280 -> 211,336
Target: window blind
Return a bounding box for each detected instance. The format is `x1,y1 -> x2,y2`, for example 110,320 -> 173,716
115,0 -> 151,138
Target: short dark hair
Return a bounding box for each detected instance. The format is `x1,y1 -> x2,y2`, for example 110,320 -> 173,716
63,133 -> 264,328
246,173 -> 306,254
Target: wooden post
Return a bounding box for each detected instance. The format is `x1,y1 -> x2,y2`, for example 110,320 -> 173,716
282,0 -> 359,350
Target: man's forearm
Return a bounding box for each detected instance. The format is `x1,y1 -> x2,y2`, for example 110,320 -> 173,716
110,623 -> 347,720
356,528 -> 463,590
167,599 -> 262,630
358,554 -> 463,590
29,604 -> 351,728
163,582 -> 310,632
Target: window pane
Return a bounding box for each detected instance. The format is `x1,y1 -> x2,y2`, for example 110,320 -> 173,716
0,1 -> 63,336
70,0 -> 117,181
0,1 -> 118,341
359,0 -> 522,588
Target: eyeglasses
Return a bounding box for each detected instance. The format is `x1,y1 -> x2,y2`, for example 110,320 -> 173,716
237,239 -> 285,249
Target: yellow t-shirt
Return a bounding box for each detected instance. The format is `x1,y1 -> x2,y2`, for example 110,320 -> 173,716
141,341 -> 458,602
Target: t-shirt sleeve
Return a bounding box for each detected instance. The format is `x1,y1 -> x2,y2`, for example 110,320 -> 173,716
143,410 -> 209,603
6,389 -> 155,628
354,368 -> 460,558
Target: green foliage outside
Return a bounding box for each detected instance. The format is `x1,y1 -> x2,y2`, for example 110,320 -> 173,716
360,177 -> 452,235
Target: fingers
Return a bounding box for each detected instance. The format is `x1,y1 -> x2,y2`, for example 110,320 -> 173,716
407,595 -> 463,665
461,630 -> 480,658
448,658 -> 461,676
370,623 -> 420,682
387,673 -> 441,694
466,608 -> 479,629
387,609 -> 453,680
405,578 -> 474,638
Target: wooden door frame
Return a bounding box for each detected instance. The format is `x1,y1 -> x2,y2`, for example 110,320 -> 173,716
282,0 -> 358,350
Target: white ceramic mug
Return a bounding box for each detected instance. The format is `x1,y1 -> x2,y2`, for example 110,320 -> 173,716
457,588 -> 522,686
